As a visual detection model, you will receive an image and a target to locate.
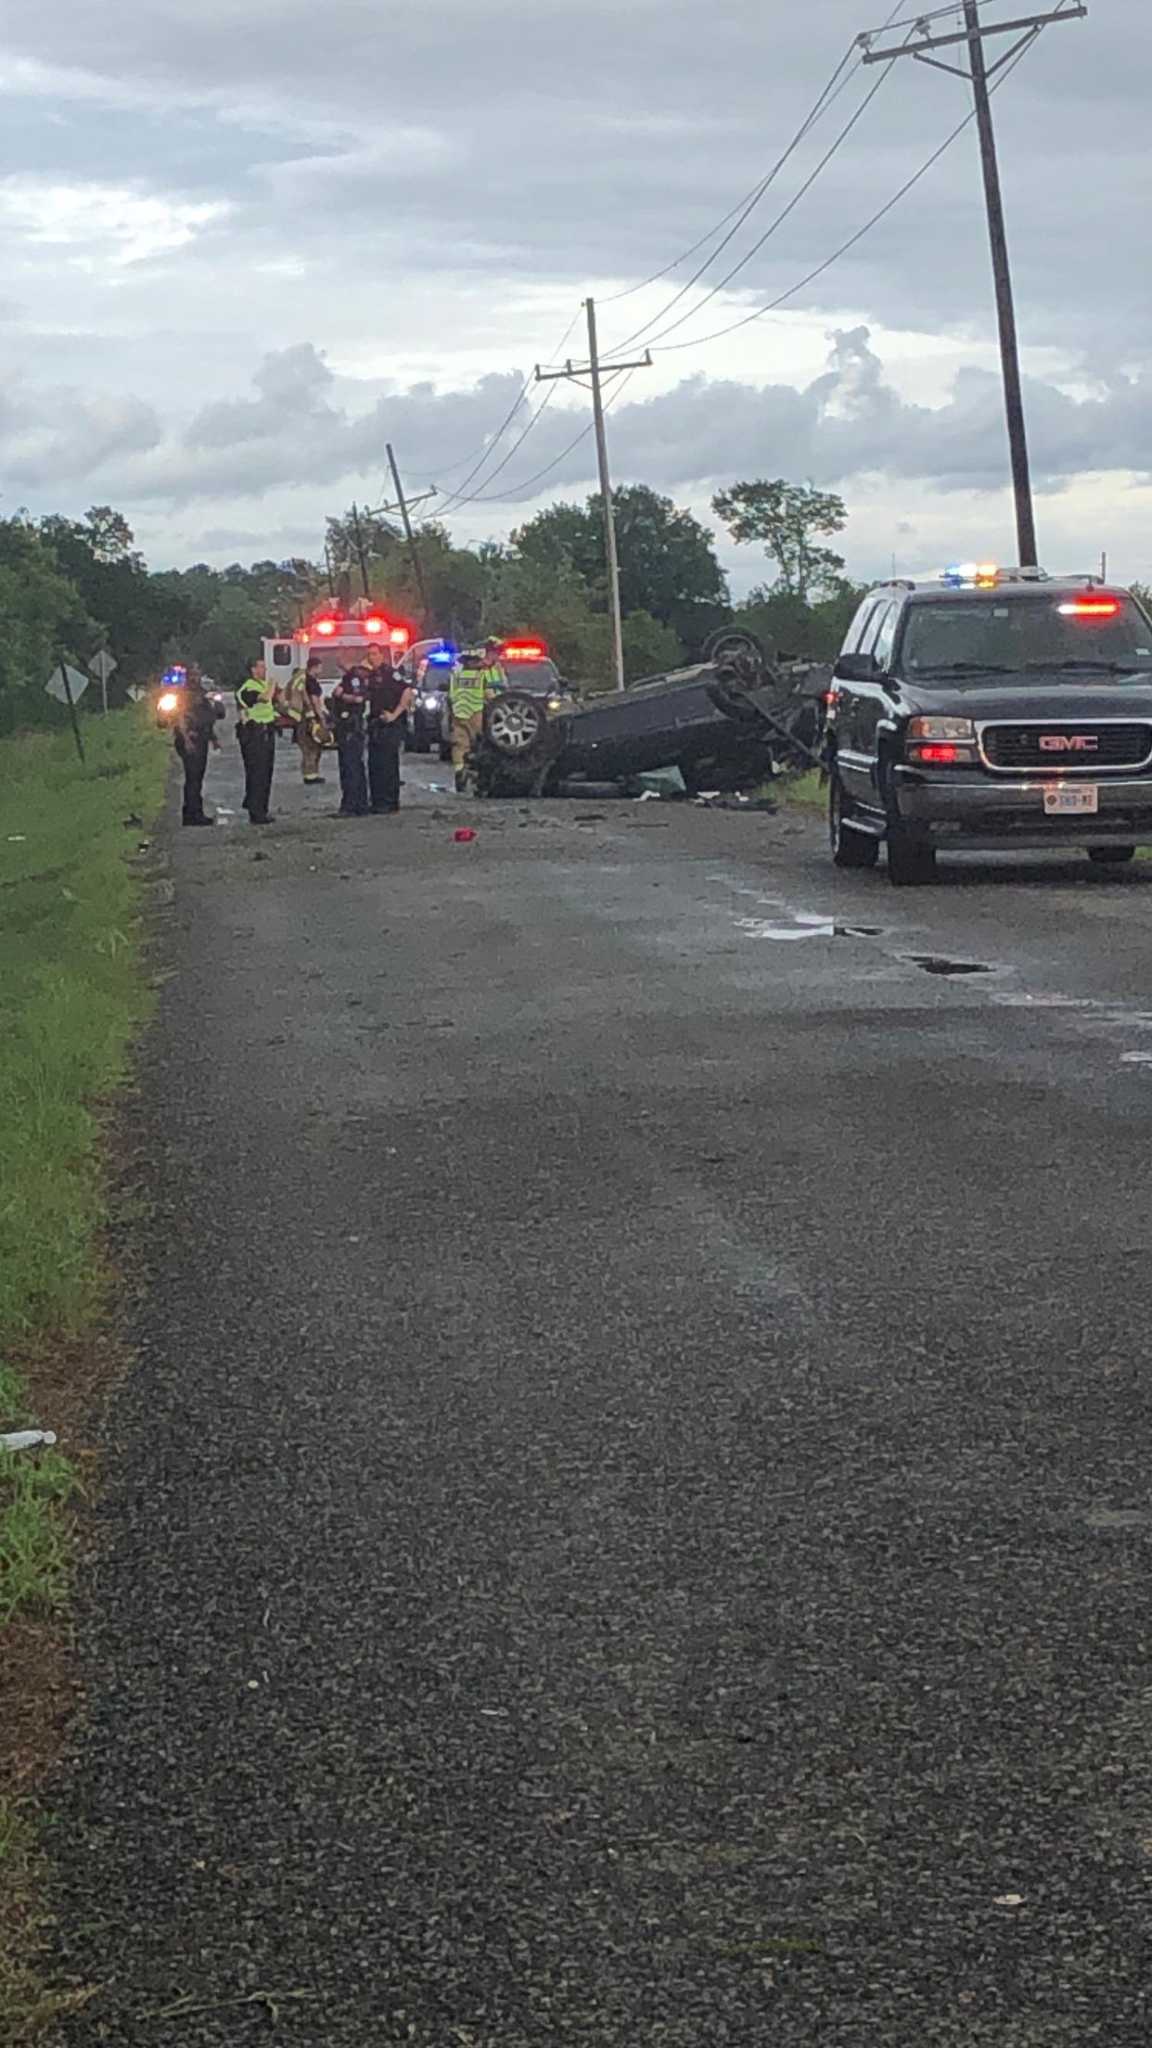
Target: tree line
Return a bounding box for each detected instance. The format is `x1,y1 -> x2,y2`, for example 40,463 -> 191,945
0,481 -> 865,734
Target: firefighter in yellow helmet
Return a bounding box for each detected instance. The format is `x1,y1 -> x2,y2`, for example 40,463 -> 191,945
448,637 -> 504,793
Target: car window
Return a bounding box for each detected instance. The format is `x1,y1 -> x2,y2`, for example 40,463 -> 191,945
869,603 -> 898,671
845,600 -> 880,654
902,595 -> 1152,676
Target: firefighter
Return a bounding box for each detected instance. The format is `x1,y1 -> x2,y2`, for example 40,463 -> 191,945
174,665 -> 220,826
365,649 -> 414,814
330,662 -> 370,817
449,637 -> 504,793
285,654 -> 327,785
235,657 -> 278,825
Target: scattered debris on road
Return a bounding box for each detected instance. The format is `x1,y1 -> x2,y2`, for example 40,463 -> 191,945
0,1430 -> 58,1453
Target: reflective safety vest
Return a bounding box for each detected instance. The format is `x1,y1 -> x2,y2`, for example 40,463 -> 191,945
450,663 -> 502,720
236,673 -> 277,725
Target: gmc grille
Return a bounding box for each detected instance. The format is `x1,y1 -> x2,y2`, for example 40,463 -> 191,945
980,722 -> 1152,772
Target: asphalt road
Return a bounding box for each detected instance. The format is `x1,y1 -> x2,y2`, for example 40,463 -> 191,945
53,730 -> 1152,2044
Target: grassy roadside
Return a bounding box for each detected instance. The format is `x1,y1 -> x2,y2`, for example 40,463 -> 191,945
0,713 -> 167,2039
780,769 -> 825,810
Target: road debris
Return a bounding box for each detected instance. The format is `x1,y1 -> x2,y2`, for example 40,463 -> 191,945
455,828 -> 476,843
1,1429 -> 58,1453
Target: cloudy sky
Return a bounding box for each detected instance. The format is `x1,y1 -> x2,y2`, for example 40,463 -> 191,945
0,0 -> 1146,591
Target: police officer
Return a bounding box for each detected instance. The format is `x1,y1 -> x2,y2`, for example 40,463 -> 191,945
365,650 -> 414,814
235,657 -> 278,825
174,665 -> 220,826
330,662 -> 370,817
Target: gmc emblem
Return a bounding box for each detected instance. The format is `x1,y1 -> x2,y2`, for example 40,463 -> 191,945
1038,733 -> 1098,753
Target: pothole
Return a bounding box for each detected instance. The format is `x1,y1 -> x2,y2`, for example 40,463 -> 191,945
906,955 -> 993,977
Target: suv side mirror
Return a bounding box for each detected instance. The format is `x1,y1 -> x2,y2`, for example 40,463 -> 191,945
835,650 -> 877,682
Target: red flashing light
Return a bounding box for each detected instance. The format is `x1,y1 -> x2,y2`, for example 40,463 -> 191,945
1059,598 -> 1121,617
390,626 -> 410,647
314,618 -> 337,637
363,615 -> 385,635
914,743 -> 960,764
502,640 -> 546,661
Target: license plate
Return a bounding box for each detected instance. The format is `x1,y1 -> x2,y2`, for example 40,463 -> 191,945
1043,785 -> 1098,815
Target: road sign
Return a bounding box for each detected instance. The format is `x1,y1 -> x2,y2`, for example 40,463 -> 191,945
46,664 -> 89,761
91,648 -> 117,713
46,664 -> 89,705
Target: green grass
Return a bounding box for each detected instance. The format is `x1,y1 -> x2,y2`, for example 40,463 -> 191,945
1,713 -> 166,2030
780,769 -> 825,809
0,715 -> 165,1346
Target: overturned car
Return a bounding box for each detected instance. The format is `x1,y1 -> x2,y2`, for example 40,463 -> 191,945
469,630 -> 826,798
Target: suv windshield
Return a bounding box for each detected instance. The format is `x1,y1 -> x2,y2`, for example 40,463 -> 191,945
500,659 -> 560,694
902,595 -> 1152,679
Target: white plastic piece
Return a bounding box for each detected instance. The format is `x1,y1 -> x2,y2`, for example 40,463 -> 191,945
0,1430 -> 58,1452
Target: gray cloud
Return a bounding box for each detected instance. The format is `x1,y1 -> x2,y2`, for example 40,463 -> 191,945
0,0 -> 1147,564
3,327 -> 1148,519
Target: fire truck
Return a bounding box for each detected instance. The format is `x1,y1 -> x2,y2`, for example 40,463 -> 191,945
263,598 -> 412,706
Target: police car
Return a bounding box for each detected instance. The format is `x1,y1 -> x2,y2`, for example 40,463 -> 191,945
825,564 -> 1152,883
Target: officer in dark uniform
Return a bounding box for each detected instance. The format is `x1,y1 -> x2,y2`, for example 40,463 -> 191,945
364,650 -> 414,814
330,663 -> 369,816
174,665 -> 220,826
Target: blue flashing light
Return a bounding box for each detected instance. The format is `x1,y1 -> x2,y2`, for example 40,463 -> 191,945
426,649 -> 455,665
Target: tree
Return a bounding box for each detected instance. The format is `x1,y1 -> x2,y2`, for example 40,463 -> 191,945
712,480 -> 848,602
513,485 -> 729,655
621,611 -> 685,684
326,507 -> 400,586
0,519 -> 94,734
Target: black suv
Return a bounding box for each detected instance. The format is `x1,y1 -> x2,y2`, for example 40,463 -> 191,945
825,569 -> 1152,884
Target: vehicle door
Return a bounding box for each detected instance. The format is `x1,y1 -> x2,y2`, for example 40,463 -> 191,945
834,600 -> 882,806
851,602 -> 898,803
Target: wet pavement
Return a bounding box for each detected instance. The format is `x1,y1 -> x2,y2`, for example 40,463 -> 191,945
52,738 -> 1152,2043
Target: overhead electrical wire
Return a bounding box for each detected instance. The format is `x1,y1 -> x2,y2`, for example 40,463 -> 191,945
646,18 -> 1048,357
398,0 -> 1054,520
598,38 -> 862,310
464,367 -> 641,506
605,0 -> 906,352
419,304 -> 581,511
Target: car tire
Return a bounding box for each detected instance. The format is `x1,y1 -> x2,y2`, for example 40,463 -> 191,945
1088,845 -> 1136,864
485,690 -> 549,759
412,736 -> 431,755
887,825 -> 937,887
830,772 -> 878,869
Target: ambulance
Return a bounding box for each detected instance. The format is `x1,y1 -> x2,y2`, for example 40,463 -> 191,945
263,598 -> 412,707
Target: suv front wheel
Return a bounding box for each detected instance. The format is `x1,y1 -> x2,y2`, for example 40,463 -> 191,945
887,823 -> 937,887
829,771 -> 878,869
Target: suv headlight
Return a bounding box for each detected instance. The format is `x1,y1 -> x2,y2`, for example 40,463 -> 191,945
909,717 -> 975,741
907,715 -> 977,765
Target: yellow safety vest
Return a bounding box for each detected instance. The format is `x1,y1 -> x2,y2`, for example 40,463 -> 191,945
236,674 -> 277,725
450,663 -> 502,720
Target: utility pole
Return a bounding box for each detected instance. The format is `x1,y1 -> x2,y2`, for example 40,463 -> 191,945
862,2 -> 1084,569
535,298 -> 652,692
349,502 -> 371,598
370,447 -> 438,631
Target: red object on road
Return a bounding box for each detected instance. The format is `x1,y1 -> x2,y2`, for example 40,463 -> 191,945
454,828 -> 476,843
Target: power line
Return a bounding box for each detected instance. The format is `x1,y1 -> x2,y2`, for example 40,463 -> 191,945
414,305 -> 582,509
605,0 -> 906,351
436,380 -> 565,512
457,366 -> 642,508
647,15 -> 1045,357
599,38 -> 862,311
629,40 -> 910,353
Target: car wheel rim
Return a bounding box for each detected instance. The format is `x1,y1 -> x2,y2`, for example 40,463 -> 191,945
488,700 -> 540,753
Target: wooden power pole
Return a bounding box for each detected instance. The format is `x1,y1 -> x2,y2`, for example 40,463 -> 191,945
535,299 -> 652,692
862,1 -> 1085,569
